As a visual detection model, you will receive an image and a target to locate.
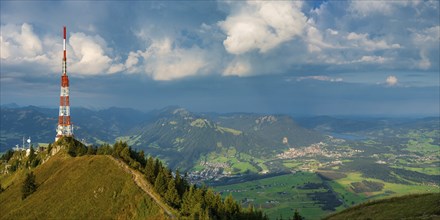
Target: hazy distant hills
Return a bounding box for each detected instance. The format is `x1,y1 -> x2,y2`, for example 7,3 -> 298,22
0,105 -> 322,157
295,115 -> 440,133
0,106 -> 56,148
213,113 -> 322,147
2,104 -> 438,169
0,106 -> 152,151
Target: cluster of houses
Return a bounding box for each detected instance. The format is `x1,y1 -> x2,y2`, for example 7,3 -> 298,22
277,142 -> 363,159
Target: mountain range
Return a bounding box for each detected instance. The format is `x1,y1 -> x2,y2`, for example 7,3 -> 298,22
1,104 -> 438,170
1,105 -> 324,169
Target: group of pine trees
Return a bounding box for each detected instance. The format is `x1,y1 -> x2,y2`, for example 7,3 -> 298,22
143,155 -> 268,219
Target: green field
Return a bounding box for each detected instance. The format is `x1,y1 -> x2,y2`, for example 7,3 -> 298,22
406,139 -> 439,153
212,169 -> 440,220
214,172 -> 345,219
197,147 -> 268,174
399,166 -> 440,175
331,172 -> 440,201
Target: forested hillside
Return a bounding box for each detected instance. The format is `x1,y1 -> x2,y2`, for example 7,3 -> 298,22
0,137 -> 268,219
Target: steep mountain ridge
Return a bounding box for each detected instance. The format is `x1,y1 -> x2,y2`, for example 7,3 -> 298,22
0,152 -> 167,219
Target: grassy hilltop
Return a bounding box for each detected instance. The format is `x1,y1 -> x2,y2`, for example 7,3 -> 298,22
0,152 -> 165,219
324,193 -> 440,220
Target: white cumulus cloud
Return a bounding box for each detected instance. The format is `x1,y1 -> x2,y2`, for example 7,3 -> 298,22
68,32 -> 114,75
1,23 -> 124,76
386,75 -> 398,86
1,23 -> 44,60
219,1 -> 307,55
126,38 -> 208,81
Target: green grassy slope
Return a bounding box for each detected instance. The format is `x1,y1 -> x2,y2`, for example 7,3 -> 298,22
0,153 -> 166,220
324,193 -> 440,220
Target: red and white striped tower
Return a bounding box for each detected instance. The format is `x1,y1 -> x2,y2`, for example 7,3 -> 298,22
55,26 -> 73,141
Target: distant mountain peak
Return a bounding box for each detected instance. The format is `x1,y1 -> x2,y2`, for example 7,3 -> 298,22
190,118 -> 213,128
154,105 -> 191,118
0,102 -> 20,109
255,115 -> 278,124
172,108 -> 190,116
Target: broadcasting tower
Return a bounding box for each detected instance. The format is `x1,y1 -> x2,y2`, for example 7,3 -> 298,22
55,26 -> 73,141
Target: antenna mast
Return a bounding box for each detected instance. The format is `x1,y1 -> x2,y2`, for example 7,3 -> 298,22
55,26 -> 73,141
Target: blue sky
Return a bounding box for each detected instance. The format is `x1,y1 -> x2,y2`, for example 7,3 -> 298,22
1,0 -> 439,116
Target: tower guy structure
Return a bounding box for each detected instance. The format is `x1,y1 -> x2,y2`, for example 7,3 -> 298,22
55,26 -> 73,141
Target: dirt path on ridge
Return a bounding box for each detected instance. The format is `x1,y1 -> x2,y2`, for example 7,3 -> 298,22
107,156 -> 176,219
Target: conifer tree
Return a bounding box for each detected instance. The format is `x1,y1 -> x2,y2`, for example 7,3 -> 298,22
138,150 -> 146,167
204,189 -> 216,210
0,149 -> 14,162
86,145 -> 95,155
200,207 -> 210,220
120,146 -> 131,162
224,193 -> 240,217
145,156 -> 156,183
27,146 -> 36,168
76,142 -> 87,156
47,143 -> 52,154
174,169 -> 185,197
180,185 -> 195,216
28,146 -> 35,160
154,169 -> 167,196
248,203 -> 254,214
162,167 -> 172,183
97,143 -> 112,155
30,158 -> 40,168
22,172 -> 37,200
191,203 -> 203,219
214,193 -> 224,214
153,158 -> 161,178
165,179 -> 181,208
112,141 -> 124,158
